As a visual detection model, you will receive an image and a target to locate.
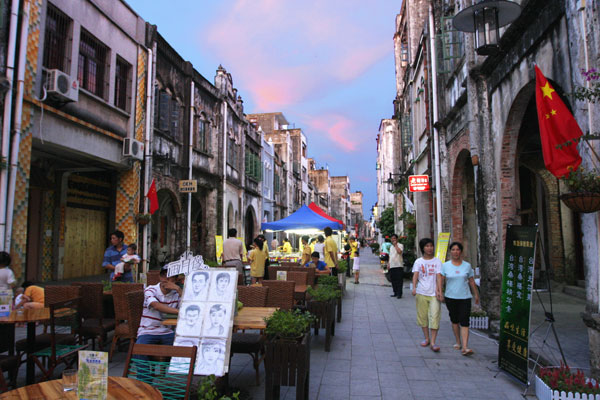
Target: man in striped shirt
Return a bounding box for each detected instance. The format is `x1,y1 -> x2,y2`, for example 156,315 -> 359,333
136,267 -> 182,346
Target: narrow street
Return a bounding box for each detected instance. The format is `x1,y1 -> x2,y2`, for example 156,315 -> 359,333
229,251 -> 527,399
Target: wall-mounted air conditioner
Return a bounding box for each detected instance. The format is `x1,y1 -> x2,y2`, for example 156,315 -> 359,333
123,138 -> 144,160
46,69 -> 78,102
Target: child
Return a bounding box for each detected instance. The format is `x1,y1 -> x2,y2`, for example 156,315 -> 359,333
113,243 -> 140,281
0,251 -> 16,290
411,238 -> 443,352
352,247 -> 361,284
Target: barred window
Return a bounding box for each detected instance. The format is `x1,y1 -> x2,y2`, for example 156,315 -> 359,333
78,29 -> 109,100
43,4 -> 71,72
195,116 -> 210,152
245,151 -> 262,181
114,57 -> 131,112
154,89 -> 181,139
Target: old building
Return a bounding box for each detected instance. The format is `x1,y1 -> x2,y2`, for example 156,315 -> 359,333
330,176 -> 351,228
308,158 -> 331,214
376,119 -> 402,237
350,191 -> 364,237
4,0 -> 148,280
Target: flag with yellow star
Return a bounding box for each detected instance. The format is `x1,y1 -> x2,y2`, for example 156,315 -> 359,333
535,65 -> 582,178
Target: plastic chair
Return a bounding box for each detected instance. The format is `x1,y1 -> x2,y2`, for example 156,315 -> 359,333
123,343 -> 197,400
110,283 -> 144,361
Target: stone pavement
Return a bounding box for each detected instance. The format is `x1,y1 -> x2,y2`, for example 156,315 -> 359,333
8,250 -> 590,399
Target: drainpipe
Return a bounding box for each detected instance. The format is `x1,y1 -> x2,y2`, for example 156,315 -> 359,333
187,81 -> 194,252
428,4 -> 443,236
222,101 -> 228,238
5,0 -> 29,251
0,0 -> 21,250
142,47 -> 153,276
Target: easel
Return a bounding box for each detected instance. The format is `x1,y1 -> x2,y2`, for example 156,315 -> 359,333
522,229 -> 567,396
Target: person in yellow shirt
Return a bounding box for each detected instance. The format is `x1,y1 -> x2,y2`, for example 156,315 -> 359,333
281,238 -> 293,253
324,227 -> 338,275
248,238 -> 267,284
17,281 -> 45,309
300,236 -> 312,266
349,236 -> 359,277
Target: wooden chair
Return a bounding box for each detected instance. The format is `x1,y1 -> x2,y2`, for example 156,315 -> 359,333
290,266 -> 316,286
31,297 -> 89,381
232,285 -> 269,385
16,285 -> 81,363
0,324 -> 18,392
123,343 -> 197,400
281,261 -> 300,269
268,265 -> 289,280
286,271 -> 308,285
110,283 -> 144,361
262,280 -> 295,310
146,270 -> 161,286
71,282 -> 115,350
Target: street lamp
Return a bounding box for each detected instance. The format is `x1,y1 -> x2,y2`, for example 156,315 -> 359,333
385,172 -> 404,193
453,0 -> 521,56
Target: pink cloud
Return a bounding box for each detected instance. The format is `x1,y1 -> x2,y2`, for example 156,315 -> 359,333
201,0 -> 391,110
305,114 -> 365,152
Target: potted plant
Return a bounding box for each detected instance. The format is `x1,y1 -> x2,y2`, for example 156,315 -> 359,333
306,285 -> 339,352
135,213 -> 153,225
559,68 -> 600,213
337,259 -> 348,293
316,275 -> 344,322
197,374 -> 240,400
469,309 -> 488,330
535,362 -> 600,400
263,309 -> 314,400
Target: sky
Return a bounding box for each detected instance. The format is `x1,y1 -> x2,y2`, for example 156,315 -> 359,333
126,0 -> 400,218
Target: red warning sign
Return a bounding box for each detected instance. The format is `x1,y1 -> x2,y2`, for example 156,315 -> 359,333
408,175 -> 430,192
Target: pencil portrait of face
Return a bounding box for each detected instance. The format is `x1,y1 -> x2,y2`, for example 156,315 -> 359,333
184,271 -> 210,301
169,337 -> 200,374
202,303 -> 231,338
195,339 -> 226,376
209,271 -> 234,301
176,303 -> 203,337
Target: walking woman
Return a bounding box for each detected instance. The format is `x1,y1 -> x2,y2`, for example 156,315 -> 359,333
411,238 -> 443,352
388,234 -> 404,298
439,241 -> 480,356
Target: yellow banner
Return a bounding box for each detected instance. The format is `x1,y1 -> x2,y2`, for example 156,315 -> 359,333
237,237 -> 248,262
215,235 -> 223,261
435,232 -> 451,262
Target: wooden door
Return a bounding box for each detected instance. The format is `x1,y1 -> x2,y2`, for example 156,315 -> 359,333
63,207 -> 107,279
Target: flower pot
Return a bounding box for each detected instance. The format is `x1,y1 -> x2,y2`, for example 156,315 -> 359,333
264,333 -> 311,400
560,192 -> 600,213
469,316 -> 488,329
535,373 -> 600,400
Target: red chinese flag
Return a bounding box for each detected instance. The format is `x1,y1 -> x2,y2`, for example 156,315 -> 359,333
146,179 -> 159,215
535,65 -> 583,178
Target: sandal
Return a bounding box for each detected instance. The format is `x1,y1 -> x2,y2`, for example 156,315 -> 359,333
453,344 -> 461,350
420,340 -> 430,347
430,344 -> 440,352
462,348 -> 474,356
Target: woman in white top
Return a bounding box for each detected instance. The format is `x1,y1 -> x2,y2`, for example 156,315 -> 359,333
313,235 -> 325,260
0,252 -> 16,290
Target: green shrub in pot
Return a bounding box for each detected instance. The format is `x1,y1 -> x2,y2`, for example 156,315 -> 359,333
264,309 -> 315,340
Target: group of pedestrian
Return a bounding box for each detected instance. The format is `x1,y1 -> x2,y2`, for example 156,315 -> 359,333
387,235 -> 480,355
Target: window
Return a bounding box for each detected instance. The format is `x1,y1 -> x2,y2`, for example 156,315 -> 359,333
227,137 -> 238,168
114,57 -> 131,112
43,4 -> 71,72
78,29 -> 109,100
195,116 -> 210,152
154,88 -> 181,139
245,150 -> 262,181
274,173 -> 280,193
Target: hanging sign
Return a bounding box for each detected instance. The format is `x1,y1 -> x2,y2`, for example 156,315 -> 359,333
498,225 -> 537,384
179,180 -> 197,193
435,232 -> 451,262
408,175 -> 430,192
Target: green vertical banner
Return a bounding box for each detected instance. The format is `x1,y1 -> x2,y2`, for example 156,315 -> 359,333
498,225 -> 537,383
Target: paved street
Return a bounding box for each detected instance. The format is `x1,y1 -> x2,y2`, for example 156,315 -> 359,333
232,251 -> 530,399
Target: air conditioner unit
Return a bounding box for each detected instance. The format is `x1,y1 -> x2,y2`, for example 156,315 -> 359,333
46,69 -> 78,102
123,138 -> 144,160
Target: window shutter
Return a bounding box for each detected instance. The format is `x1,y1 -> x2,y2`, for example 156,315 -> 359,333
170,100 -> 180,138
159,91 -> 170,131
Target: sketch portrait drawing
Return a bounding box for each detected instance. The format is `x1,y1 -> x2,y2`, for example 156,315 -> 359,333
203,303 -> 230,338
184,271 -> 210,301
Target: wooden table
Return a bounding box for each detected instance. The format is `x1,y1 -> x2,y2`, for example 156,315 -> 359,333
0,308 -> 50,385
0,376 -> 163,399
162,306 -> 277,331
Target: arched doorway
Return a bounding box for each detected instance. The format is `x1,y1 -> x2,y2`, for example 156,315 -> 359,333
245,206 -> 256,248
501,80 -> 577,283
152,189 -> 178,267
451,149 -> 478,269
227,203 -> 234,232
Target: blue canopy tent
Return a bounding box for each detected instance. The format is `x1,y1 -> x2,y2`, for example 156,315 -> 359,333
261,204 -> 344,232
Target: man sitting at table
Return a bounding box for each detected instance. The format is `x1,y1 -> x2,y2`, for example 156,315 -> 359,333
136,266 -> 182,346
305,252 -> 329,273
15,281 -> 45,309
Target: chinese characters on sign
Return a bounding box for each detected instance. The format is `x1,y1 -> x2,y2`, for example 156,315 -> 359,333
408,175 -> 430,192
498,225 -> 537,384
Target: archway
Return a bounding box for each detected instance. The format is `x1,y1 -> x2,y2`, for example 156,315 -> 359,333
501,80 -> 575,283
151,188 -> 179,267
245,206 -> 257,248
451,149 -> 478,269
227,203 -> 234,232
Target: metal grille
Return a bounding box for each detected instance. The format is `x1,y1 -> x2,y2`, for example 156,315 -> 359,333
78,29 -> 109,100
195,116 -> 210,152
43,4 -> 71,72
114,57 -> 131,111
436,16 -> 464,75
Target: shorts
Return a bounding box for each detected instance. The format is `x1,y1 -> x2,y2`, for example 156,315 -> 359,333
445,297 -> 471,327
415,294 -> 441,329
352,257 -> 360,271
